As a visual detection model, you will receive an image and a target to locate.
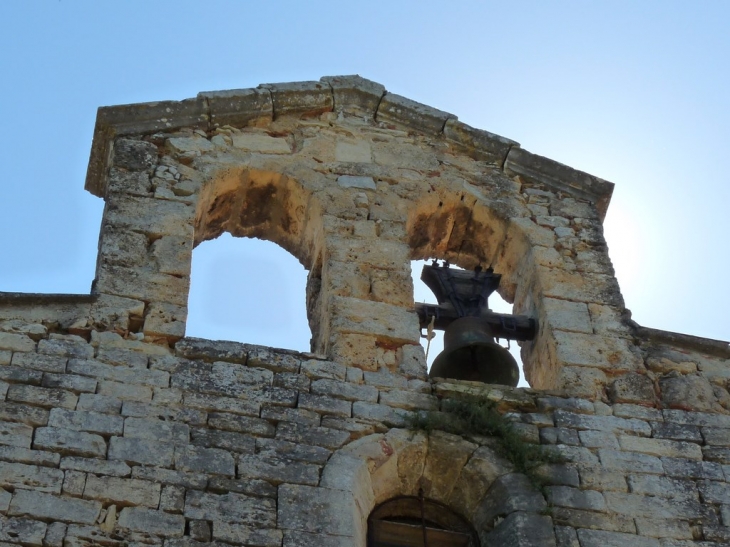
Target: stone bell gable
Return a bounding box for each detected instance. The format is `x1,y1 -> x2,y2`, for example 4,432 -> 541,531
0,75 -> 728,546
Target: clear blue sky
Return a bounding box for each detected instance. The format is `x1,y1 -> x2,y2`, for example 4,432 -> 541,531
1,1 -> 728,358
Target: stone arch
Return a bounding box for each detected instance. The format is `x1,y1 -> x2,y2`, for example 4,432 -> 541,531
292,429 -> 555,546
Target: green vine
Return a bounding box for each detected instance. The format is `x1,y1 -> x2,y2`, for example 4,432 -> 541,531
408,397 -> 560,492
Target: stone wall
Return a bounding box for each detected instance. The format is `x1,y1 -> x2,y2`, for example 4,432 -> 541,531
0,75 -> 728,546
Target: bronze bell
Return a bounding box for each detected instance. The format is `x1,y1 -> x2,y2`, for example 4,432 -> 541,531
429,316 -> 520,387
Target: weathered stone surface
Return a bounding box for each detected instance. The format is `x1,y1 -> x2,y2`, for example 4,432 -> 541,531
0,401 -> 49,426
577,529 -> 659,547
184,490 -> 276,527
238,454 -> 320,486
108,436 -> 174,467
0,515 -> 47,545
117,506 -> 185,537
278,485 -> 357,536
8,490 -> 101,524
48,408 -> 123,436
7,385 -> 77,410
174,445 -> 235,475
483,512 -> 557,547
60,456 -> 130,477
214,522 -> 283,546
33,428 -> 106,458
0,462 -> 64,493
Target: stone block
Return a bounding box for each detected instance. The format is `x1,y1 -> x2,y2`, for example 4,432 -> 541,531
260,80 -> 333,118
0,462 -> 64,493
278,485 -> 357,536
0,332 -> 36,352
377,93 -> 454,134
117,507 -> 185,537
483,512 -> 556,547
598,449 -> 663,474
609,372 -> 656,404
0,365 -> 43,385
604,491 -> 706,519
329,296 -> 420,343
61,470 -> 85,498
578,466 -> 627,492
634,517 -> 693,539
260,406 -> 320,427
131,466 -> 207,489
184,490 -> 276,527
698,480 -> 730,504
554,410 -> 651,436
183,391 -> 259,417
257,438 -> 331,464
190,427 -> 256,453
37,337 -> 94,360
618,435 -> 703,460
68,358 -> 169,387
108,436 -> 174,467
627,474 -> 698,501
443,118 -> 516,166
299,393 -> 352,417
475,474 -> 546,530
651,422 -> 702,443
213,522 -> 283,547
351,401 -> 412,428
546,486 -> 605,511
33,427 -> 106,458
662,457 -> 724,480
48,408 -> 123,436
83,475 -> 161,507
300,359 -> 347,381
207,476 -> 277,498
0,401 -> 50,426
7,385 -> 77,410
0,447 -> 58,471
76,393 -> 121,414
44,521 -> 67,547
60,456 -> 131,477
660,374 -> 719,412
174,445 -> 235,476
8,490 -> 101,524
576,529 -> 659,547
121,401 -> 205,424
311,379 -> 379,402
612,403 -> 662,421
208,412 -> 276,437
551,507 -> 634,533
10,352 -> 66,373
143,301 -> 187,341
159,484 -> 184,513
200,87 -> 273,127
41,373 -> 97,394
539,298 -> 592,334
238,454 -> 320,486
277,422 -> 350,450
578,430 -> 618,449
123,417 -> 190,443
321,75 -> 385,117
0,515 -> 47,545
379,389 -> 438,411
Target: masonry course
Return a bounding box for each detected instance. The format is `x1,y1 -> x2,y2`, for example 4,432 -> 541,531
0,75 -> 728,545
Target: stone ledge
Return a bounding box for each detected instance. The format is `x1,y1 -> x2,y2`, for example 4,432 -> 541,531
635,324 -> 730,359
258,81 -> 334,119
443,118 -> 518,167
504,147 -> 614,221
199,87 -> 273,128
320,75 -> 385,119
376,92 -> 456,135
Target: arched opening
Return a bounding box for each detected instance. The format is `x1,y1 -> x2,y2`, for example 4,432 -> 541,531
368,496 -> 479,547
411,259 -> 529,387
187,166 -> 319,351
186,233 -> 311,351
